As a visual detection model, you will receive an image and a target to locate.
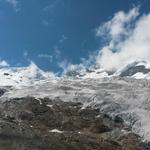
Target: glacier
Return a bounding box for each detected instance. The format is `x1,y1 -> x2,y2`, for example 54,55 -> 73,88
1,62 -> 150,141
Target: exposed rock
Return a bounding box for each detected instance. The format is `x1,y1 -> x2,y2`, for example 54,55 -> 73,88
0,97 -> 148,150
3,73 -> 10,76
0,89 -> 6,97
120,65 -> 150,77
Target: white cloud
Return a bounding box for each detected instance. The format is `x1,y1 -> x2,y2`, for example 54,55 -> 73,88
5,0 -> 20,12
38,54 -> 53,63
95,7 -> 150,71
0,60 -> 9,67
96,7 -> 139,41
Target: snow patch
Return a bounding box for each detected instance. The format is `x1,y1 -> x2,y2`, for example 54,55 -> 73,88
49,129 -> 63,133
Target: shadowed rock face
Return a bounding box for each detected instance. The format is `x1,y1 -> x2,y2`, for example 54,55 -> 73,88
120,65 -> 150,77
0,89 -> 6,97
0,97 -> 148,150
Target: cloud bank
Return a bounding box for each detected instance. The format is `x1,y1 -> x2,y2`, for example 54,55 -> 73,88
95,7 -> 150,71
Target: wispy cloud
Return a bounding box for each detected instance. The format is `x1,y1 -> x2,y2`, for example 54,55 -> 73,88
80,51 -> 97,67
42,20 -> 49,27
57,59 -> 68,73
59,35 -> 68,44
5,0 -> 20,12
23,51 -> 28,57
53,35 -> 68,60
53,45 -> 61,59
58,59 -> 85,75
43,0 -> 62,13
23,50 -> 31,62
38,54 -> 53,63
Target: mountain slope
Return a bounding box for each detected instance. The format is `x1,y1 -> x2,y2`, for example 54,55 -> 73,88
1,62 -> 150,144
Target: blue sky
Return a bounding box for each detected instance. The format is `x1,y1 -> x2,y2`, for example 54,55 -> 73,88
0,0 -> 149,73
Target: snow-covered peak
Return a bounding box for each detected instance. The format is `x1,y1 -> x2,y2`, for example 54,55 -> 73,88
14,62 -> 54,80
0,62 -> 56,87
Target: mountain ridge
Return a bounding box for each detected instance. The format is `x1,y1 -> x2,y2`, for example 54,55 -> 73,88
0,61 -> 150,87
65,61 -> 150,80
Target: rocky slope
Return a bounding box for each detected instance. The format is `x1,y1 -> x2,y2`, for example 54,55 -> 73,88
0,96 -> 149,150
